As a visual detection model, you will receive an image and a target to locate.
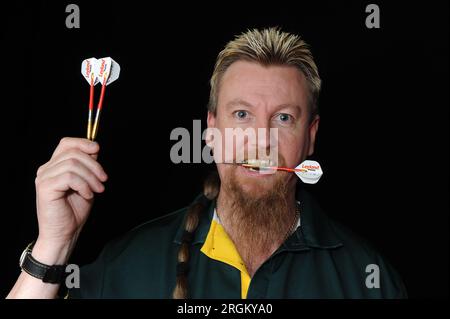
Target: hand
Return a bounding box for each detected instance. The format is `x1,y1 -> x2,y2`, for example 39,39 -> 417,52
34,137 -> 108,256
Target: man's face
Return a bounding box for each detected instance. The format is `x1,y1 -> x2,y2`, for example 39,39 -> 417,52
207,60 -> 319,197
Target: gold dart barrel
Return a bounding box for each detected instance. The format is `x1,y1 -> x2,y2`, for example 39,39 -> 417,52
87,109 -> 93,140
90,108 -> 102,141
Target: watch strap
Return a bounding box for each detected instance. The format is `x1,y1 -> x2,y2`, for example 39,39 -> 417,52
20,243 -> 67,284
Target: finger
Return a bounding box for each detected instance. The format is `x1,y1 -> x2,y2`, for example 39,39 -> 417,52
40,149 -> 107,182
38,138 -> 101,176
41,172 -> 94,201
52,137 -> 99,159
37,159 -> 105,193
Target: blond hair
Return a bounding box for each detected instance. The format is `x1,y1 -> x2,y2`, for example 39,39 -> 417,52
208,27 -> 322,120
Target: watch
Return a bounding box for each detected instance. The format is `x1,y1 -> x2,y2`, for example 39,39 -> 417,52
19,241 -> 67,284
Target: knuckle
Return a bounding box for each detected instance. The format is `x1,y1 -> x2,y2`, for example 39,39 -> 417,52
36,164 -> 45,176
60,137 -> 71,145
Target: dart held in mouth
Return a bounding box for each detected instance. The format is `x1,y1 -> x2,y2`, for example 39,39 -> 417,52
81,57 -> 121,141
238,159 -> 323,184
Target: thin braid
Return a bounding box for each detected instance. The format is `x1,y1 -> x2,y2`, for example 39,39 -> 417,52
172,171 -> 220,299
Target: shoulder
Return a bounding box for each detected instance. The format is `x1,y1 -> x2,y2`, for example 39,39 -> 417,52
69,207 -> 189,298
299,189 -> 407,298
326,216 -> 408,298
101,206 -> 188,263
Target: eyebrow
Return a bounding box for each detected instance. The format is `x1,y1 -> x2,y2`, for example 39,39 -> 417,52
225,99 -> 303,116
225,99 -> 254,109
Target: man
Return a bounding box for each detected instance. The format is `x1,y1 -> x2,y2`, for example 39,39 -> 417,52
8,28 -> 407,299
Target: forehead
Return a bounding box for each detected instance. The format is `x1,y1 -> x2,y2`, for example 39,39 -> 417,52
218,60 -> 309,111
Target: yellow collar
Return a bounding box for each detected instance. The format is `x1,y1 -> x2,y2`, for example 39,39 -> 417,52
200,210 -> 251,299
200,207 -> 301,299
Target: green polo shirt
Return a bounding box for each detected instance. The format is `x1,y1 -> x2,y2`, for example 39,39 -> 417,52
69,187 -> 407,299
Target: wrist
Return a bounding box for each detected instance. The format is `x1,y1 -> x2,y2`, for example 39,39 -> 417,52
32,237 -> 74,265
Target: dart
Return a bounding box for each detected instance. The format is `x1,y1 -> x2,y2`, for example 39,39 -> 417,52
237,159 -> 323,184
81,58 -> 99,140
81,57 -> 120,141
90,57 -> 120,141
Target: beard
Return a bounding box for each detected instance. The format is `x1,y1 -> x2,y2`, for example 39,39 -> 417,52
218,165 -> 296,272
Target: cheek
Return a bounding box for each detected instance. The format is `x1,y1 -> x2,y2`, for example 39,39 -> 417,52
212,123 -> 245,163
277,131 -> 307,166
214,117 -> 252,163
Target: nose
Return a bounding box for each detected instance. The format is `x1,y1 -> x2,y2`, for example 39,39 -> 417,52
249,116 -> 272,158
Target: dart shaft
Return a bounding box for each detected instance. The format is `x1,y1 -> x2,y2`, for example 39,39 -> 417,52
240,164 -> 307,172
89,82 -> 95,110
97,82 -> 106,110
89,83 -> 107,141
87,83 -> 95,140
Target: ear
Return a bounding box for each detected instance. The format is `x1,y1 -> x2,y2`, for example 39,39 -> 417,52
206,111 -> 216,148
307,115 -> 320,156
207,111 -> 216,129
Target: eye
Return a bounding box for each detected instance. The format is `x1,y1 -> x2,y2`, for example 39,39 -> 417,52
234,110 -> 248,119
278,113 -> 292,122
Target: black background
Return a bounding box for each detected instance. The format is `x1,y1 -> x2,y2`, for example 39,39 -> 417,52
0,1 -> 448,299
